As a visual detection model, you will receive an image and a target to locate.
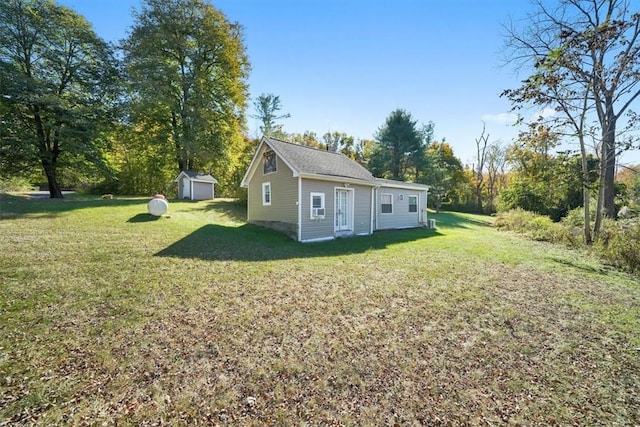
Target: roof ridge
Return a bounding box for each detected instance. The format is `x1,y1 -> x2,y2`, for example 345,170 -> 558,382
265,136 -> 347,156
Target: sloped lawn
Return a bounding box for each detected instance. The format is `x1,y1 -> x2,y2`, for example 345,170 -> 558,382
1,194 -> 639,425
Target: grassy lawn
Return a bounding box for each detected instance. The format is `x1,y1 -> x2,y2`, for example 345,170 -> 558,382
1,193 -> 639,425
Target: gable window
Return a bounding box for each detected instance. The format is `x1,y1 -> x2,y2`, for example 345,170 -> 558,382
262,182 -> 271,206
408,195 -> 418,213
263,150 -> 277,174
381,193 -> 393,214
310,192 -> 325,218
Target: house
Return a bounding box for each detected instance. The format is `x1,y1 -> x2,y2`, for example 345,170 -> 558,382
175,171 -> 218,200
240,136 -> 430,242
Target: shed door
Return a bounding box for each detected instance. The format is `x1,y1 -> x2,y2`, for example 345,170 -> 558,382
182,178 -> 191,199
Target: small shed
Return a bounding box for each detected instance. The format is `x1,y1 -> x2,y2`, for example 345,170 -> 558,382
175,171 -> 218,200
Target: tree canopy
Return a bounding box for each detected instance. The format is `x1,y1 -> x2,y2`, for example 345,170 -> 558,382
369,109 -> 425,181
0,0 -> 119,197
122,0 -> 250,185
251,93 -> 290,137
503,0 -> 640,221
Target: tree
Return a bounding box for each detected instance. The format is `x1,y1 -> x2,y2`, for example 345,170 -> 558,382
123,0 -> 250,186
423,141 -> 466,212
485,141 -> 507,213
322,131 -> 360,158
502,124 -> 596,221
0,0 -> 119,197
289,131 -> 322,148
616,164 -> 640,209
507,123 -> 559,184
322,131 -> 345,152
503,124 -> 563,218
353,138 -> 376,165
370,109 -> 425,180
502,53 -> 599,241
473,122 -> 490,212
503,0 -> 640,221
106,121 -> 178,195
251,93 -> 290,137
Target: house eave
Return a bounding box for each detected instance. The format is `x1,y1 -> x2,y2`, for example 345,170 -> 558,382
174,172 -> 187,182
299,173 -> 376,187
374,179 -> 430,191
241,136 -> 301,187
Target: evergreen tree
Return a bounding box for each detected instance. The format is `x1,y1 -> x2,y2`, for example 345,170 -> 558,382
370,109 -> 424,180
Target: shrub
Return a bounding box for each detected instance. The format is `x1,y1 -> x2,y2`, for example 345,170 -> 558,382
558,206 -> 598,247
563,206 -> 589,228
494,208 -> 559,242
497,207 -> 640,276
0,176 -> 35,192
497,181 -> 546,215
529,215 -> 559,241
596,218 -> 640,273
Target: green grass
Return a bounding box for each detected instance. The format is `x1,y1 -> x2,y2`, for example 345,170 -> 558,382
1,193 -> 639,425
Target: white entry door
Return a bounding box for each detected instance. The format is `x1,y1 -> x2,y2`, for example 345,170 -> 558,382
335,189 -> 350,231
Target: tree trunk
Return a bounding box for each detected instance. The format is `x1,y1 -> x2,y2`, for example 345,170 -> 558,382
602,132 -> 617,219
172,112 -> 186,171
32,106 -> 63,198
582,188 -> 591,244
42,158 -> 63,198
579,136 -> 591,245
602,107 -> 617,218
593,160 -> 606,241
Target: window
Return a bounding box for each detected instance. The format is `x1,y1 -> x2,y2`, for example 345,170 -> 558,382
310,192 -> 325,218
263,150 -> 277,174
408,195 -> 418,213
262,182 -> 271,206
381,193 -> 393,214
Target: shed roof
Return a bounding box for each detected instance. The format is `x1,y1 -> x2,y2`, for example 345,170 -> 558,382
176,171 -> 218,183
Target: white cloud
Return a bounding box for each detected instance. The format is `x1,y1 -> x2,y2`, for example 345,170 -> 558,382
534,108 -> 557,120
481,113 -> 518,124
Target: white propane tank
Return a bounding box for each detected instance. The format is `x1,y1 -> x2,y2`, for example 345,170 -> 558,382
148,194 -> 168,216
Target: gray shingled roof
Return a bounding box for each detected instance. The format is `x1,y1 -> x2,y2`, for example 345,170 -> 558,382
265,137 -> 374,182
181,171 -> 218,183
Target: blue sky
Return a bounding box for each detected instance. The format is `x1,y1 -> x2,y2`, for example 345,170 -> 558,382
56,0 -> 640,167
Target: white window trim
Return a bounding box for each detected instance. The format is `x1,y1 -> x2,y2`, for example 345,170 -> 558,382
381,193 -> 393,214
408,195 -> 418,213
262,182 -> 271,206
310,192 -> 325,218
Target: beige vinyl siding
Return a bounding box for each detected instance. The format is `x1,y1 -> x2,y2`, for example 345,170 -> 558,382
300,179 -> 373,241
247,144 -> 298,225
375,186 -> 427,230
352,184 -> 373,235
192,181 -> 213,200
300,179 -> 336,241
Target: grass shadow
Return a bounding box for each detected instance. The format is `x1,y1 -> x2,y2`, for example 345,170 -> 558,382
182,198 -> 247,222
550,256 -> 608,275
127,213 -> 162,223
156,223 -> 442,261
0,192 -> 147,219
